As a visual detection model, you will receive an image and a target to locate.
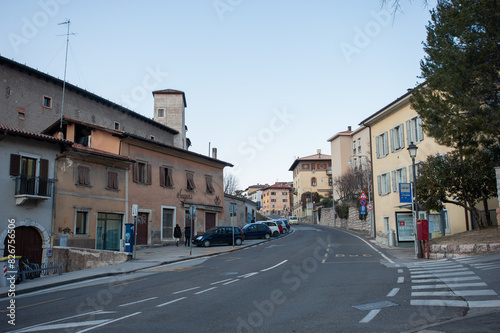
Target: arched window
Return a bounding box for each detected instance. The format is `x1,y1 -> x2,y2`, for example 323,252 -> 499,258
311,177 -> 317,187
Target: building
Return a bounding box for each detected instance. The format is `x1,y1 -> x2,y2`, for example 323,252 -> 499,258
224,194 -> 258,226
289,150 -> 332,218
261,183 -> 293,217
359,90 -> 499,245
243,184 -> 267,212
0,124 -> 71,266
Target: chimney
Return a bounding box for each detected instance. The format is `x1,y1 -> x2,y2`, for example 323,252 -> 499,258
348,126 -> 352,131
317,149 -> 321,156
212,147 -> 217,159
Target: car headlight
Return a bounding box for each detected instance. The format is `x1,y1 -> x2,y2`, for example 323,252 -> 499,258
196,236 -> 203,240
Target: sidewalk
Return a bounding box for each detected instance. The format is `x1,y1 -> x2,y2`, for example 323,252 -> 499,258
0,228 -> 418,298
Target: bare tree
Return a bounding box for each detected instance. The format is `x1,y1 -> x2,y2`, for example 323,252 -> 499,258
224,173 -> 240,195
381,0 -> 431,18
334,165 -> 372,201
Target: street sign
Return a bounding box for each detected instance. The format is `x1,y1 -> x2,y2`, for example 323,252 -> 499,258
132,204 -> 138,217
189,205 -> 197,217
359,192 -> 368,200
399,183 -> 412,203
360,205 -> 366,215
360,199 -> 367,206
367,203 -> 373,211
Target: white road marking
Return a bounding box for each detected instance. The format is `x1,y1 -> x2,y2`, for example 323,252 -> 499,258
412,282 -> 487,289
76,312 -> 141,333
387,288 -> 400,297
412,276 -> 481,283
211,278 -> 233,285
194,287 -> 217,294
223,279 -> 240,285
238,272 -> 258,278
14,320 -> 110,332
412,290 -> 497,297
397,276 -> 404,283
156,297 -> 187,307
336,229 -> 394,264
261,260 -> 288,272
359,309 -> 381,323
119,297 -> 158,307
173,286 -> 200,294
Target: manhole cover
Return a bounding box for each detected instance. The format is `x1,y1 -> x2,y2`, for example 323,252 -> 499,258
352,301 -> 399,311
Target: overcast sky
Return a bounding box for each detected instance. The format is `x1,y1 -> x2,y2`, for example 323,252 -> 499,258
1,0 -> 434,190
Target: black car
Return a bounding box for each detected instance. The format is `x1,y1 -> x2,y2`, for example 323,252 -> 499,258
241,223 -> 272,240
192,226 -> 244,247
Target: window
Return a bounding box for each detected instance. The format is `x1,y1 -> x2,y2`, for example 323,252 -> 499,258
114,122 -> 120,130
133,161 -> 151,185
282,192 -> 287,195
271,192 -> 276,195
383,216 -> 390,233
391,167 -> 407,192
42,95 -> 52,109
160,166 -> 174,187
77,165 -> 90,186
157,109 -> 165,117
107,171 -> 118,190
357,138 -> 361,153
390,123 -> 405,152
377,172 -> 391,195
271,199 -> 276,202
205,175 -> 215,194
283,199 -> 288,202
408,162 -> 423,182
162,207 -> 175,240
406,116 -> 424,144
17,107 -> 26,120
311,177 -> 317,186
352,141 -> 356,155
150,135 -> 155,141
375,132 -> 389,158
328,177 -> 332,186
75,211 -> 88,235
186,172 -> 196,191
10,154 -> 50,196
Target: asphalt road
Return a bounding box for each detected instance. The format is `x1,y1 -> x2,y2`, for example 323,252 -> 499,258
2,225 -> 500,332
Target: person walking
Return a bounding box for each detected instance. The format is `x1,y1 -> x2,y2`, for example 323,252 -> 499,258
184,225 -> 191,247
174,224 -> 182,246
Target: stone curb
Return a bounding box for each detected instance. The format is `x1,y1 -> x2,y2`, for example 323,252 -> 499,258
429,243 -> 500,259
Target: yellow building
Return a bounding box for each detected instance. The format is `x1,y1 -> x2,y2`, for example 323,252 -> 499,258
261,183 -> 292,217
360,90 -> 498,245
289,150 -> 332,218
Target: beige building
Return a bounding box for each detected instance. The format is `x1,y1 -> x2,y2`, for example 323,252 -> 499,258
289,151 -> 332,218
359,90 -> 499,245
261,183 -> 292,217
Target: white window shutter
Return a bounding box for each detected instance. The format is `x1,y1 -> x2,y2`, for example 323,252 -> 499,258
417,117 -> 423,142
392,170 -> 397,192
385,174 -> 391,195
377,175 -> 382,195
384,133 -> 389,156
399,124 -> 404,148
376,136 -> 380,159
406,120 -> 411,144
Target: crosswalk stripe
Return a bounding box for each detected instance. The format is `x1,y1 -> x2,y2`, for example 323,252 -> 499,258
411,282 -> 488,289
412,290 -> 497,297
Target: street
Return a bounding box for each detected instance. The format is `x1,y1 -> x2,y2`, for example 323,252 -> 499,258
2,225 -> 500,332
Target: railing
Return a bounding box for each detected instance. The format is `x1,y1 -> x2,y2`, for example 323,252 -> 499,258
14,176 -> 55,197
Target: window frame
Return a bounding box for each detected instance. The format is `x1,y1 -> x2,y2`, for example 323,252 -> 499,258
77,165 -> 91,187
375,132 -> 389,159
406,116 -> 424,144
42,95 -> 52,109
133,161 -> 151,185
391,167 -> 407,192
390,123 -> 405,152
157,108 -> 165,117
377,172 -> 391,196
186,171 -> 196,191
75,208 -> 91,235
205,175 -> 215,194
106,170 -> 119,190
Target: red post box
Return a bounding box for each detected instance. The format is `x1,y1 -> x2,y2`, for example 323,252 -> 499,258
416,219 -> 429,241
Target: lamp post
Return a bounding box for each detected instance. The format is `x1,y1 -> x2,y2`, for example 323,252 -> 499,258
407,142 -> 422,258
349,155 -> 373,237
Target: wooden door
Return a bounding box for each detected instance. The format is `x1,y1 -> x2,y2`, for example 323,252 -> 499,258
4,227 -> 42,266
136,212 -> 149,245
205,212 -> 216,231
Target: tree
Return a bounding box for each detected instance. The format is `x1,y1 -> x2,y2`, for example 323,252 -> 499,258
333,167 -> 372,200
301,191 -> 323,210
417,150 -> 497,229
410,0 -> 500,156
223,173 -> 240,195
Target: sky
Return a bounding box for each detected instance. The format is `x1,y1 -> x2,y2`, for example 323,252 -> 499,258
0,0 -> 435,190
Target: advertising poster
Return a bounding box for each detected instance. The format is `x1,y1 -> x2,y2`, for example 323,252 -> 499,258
396,212 -> 415,242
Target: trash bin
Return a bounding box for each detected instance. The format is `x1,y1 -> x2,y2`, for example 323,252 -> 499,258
388,229 -> 395,247
0,256 -> 20,287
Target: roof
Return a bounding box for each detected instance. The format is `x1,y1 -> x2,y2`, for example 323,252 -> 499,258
288,153 -> 332,171
263,183 -> 293,191
152,89 -> 187,107
327,130 -> 353,142
0,56 -> 178,135
0,123 -> 72,146
43,117 -> 233,168
70,144 -> 135,163
358,89 -> 413,127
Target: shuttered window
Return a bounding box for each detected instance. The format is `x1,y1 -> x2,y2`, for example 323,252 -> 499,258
186,172 -> 196,191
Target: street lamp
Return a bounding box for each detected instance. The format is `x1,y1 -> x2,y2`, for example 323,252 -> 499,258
349,155 -> 373,237
407,141 -> 422,258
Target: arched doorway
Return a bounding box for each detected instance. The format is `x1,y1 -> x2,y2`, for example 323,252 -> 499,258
3,226 -> 42,266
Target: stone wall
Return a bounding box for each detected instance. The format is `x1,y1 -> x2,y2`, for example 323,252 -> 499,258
429,243 -> 500,259
316,206 -> 370,236
52,247 -> 131,273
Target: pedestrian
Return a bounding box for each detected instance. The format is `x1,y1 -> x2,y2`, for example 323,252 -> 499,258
184,225 -> 191,247
174,224 -> 182,246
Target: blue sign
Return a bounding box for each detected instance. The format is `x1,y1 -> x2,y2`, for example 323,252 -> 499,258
360,199 -> 367,206
360,205 -> 366,215
399,183 -> 412,203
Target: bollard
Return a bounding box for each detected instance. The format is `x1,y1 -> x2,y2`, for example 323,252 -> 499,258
388,229 -> 395,247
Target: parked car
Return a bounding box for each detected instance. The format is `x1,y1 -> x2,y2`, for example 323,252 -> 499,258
289,216 -> 299,225
262,221 -> 281,237
281,219 -> 291,232
192,226 -> 244,247
275,220 -> 287,234
242,223 -> 272,240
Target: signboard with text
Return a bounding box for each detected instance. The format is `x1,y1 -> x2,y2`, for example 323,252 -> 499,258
399,183 -> 412,203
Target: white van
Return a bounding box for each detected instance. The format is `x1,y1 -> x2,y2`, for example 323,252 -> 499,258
289,216 -> 299,225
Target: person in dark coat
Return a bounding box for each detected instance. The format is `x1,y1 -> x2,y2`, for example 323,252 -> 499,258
184,225 -> 191,247
174,224 -> 182,246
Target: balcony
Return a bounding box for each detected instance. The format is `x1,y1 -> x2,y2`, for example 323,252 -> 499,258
14,176 -> 55,205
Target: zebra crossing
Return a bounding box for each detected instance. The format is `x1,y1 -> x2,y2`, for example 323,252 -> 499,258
452,256 -> 500,271
407,259 -> 500,308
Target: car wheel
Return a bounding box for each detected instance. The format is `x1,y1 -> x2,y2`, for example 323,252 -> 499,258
273,231 -> 279,237
203,240 -> 211,247
264,233 -> 271,239
234,238 -> 243,246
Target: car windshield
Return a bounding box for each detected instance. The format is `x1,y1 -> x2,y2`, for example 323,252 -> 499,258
204,226 -> 219,234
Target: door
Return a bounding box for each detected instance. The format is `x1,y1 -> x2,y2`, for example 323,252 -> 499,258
96,213 -> 123,251
4,227 -> 42,266
205,212 -> 216,231
136,213 -> 149,245
21,157 -> 37,195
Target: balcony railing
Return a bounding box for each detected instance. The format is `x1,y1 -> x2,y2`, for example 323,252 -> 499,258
14,176 -> 54,198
